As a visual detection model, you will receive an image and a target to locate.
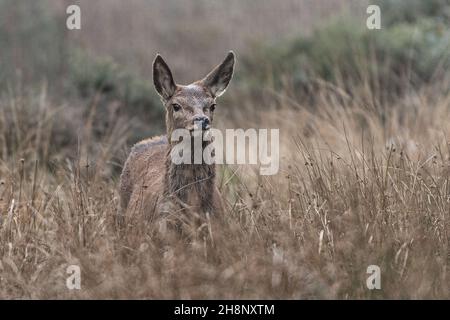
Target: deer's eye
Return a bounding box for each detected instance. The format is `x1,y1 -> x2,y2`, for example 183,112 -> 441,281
172,104 -> 182,112
210,104 -> 216,112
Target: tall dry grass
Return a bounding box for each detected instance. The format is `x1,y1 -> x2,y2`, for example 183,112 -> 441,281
0,72 -> 448,299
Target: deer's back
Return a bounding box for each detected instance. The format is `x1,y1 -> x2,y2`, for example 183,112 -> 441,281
119,135 -> 168,214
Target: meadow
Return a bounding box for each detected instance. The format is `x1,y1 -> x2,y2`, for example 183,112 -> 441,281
0,0 -> 449,298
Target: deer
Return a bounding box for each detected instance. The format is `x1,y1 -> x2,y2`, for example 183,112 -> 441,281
119,52 -> 235,229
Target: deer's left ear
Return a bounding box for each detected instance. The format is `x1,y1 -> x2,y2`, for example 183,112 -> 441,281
200,51 -> 235,98
153,54 -> 177,101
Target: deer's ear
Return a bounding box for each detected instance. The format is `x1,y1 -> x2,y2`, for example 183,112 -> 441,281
201,51 -> 235,98
153,54 -> 176,100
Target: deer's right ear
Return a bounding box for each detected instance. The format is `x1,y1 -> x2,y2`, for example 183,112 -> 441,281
153,54 -> 176,101
200,51 -> 235,98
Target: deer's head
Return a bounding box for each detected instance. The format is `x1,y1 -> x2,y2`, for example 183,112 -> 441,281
153,52 -> 235,138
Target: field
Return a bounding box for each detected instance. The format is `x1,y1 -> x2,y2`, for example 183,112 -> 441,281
0,0 -> 449,299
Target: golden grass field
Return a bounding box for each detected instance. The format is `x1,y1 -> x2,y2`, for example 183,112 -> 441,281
0,0 -> 449,299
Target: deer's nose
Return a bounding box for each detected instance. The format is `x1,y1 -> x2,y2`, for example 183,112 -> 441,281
193,116 -> 210,130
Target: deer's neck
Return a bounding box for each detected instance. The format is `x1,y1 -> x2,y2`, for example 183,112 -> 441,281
164,140 -> 216,212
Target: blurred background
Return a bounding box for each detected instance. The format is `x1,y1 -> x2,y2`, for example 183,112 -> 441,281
2,0 -> 449,173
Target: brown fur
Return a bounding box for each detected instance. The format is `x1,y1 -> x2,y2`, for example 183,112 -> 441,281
119,52 -> 235,223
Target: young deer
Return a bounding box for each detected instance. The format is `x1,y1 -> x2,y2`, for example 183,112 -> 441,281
119,52 -> 235,224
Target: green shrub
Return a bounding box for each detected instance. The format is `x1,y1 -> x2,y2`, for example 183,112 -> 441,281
379,0 -> 450,26
0,0 -> 66,85
68,50 -> 165,143
240,5 -> 450,102
0,1 -> 165,146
